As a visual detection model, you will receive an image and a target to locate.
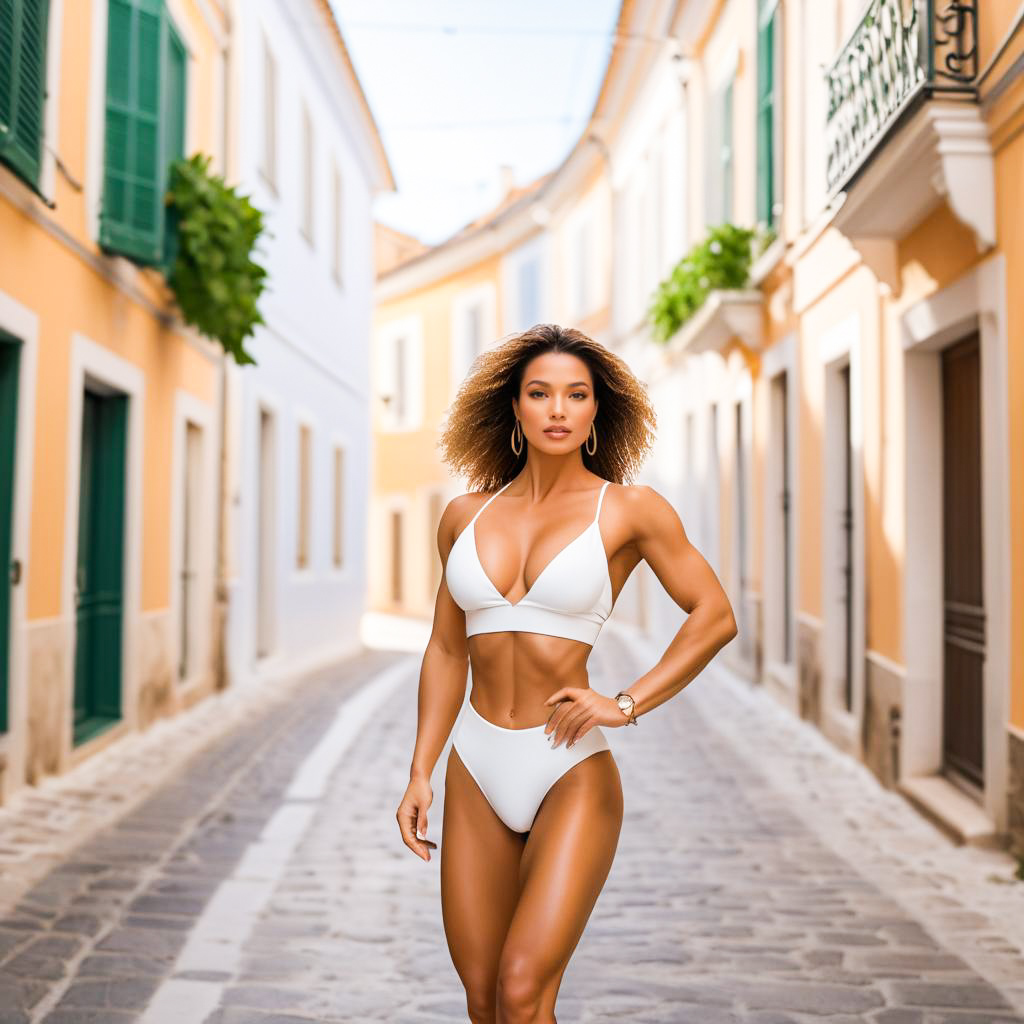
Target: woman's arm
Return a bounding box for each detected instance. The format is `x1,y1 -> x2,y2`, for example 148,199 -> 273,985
617,485 -> 737,719
408,577 -> 470,782
397,496 -> 472,861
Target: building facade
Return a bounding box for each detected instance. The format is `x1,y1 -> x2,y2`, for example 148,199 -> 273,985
220,0 -> 394,688
370,0 -> 1024,854
0,0 -> 229,800
0,0 -> 391,805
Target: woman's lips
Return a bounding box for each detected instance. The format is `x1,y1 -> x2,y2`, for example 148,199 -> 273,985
544,428 -> 571,438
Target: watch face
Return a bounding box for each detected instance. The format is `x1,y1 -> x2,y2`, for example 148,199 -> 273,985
617,695 -> 633,711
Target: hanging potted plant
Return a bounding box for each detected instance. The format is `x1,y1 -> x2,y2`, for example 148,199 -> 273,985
647,223 -> 774,344
165,153 -> 269,366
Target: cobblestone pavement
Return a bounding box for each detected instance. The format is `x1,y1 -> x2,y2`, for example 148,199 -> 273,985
0,628 -> 1022,1023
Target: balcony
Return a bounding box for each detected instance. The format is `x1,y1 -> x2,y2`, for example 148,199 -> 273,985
826,0 -> 979,195
823,0 -> 992,287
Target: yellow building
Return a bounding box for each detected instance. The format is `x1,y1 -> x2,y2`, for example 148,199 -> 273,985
643,0 -> 1022,852
0,0 -> 229,801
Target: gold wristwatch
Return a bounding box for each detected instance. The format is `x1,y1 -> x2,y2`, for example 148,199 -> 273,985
614,691 -> 638,725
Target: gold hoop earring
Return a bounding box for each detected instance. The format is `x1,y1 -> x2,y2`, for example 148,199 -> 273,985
511,419 -> 523,456
585,422 -> 598,456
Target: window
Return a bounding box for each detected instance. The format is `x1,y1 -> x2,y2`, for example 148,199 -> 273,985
296,423 -> 311,569
452,290 -> 493,384
519,258 -> 540,327
100,0 -> 187,265
428,492 -> 444,597
650,147 -> 664,281
757,0 -> 782,229
0,0 -> 51,189
390,509 -> 403,604
261,34 -> 277,189
332,445 -> 344,568
573,220 -> 593,317
392,335 -> 407,423
378,322 -> 423,430
331,161 -> 343,285
704,76 -> 734,228
466,303 -> 483,363
301,102 -> 314,243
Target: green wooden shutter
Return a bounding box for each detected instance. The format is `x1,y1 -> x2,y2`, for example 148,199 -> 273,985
161,20 -> 186,267
101,0 -> 187,267
757,1 -> 778,228
0,0 -> 51,189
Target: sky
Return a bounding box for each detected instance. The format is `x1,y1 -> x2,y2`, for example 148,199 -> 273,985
330,0 -> 623,245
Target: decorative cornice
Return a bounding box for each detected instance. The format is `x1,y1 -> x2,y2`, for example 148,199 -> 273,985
833,101 -> 995,256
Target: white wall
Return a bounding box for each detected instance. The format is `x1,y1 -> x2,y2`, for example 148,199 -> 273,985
226,0 -> 377,684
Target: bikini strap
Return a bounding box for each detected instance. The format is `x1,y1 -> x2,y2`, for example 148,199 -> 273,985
594,480 -> 611,523
469,480 -> 513,526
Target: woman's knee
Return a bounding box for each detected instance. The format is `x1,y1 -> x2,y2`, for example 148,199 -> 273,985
462,972 -> 498,1024
495,953 -> 550,1022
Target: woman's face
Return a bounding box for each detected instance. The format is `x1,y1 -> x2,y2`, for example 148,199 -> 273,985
512,351 -> 598,456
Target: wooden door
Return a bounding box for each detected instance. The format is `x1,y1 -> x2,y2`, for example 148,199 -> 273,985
73,389 -> 127,745
256,408 -> 275,659
941,332 -> 985,790
840,363 -> 854,711
0,333 -> 20,734
178,421 -> 202,681
734,401 -> 751,663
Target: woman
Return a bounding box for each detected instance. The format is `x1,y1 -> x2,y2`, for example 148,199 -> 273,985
396,324 -> 737,1023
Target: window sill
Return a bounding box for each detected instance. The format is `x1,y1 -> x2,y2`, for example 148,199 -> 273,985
749,233 -> 786,287
662,288 -> 764,358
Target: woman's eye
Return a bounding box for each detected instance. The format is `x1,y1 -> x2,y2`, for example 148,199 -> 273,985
571,392 -> 588,400
528,390 -> 545,398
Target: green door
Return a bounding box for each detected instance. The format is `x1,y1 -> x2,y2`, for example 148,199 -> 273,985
73,388 -> 127,745
0,332 -> 21,735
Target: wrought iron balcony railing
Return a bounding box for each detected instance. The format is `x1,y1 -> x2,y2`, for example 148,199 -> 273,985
825,0 -> 979,194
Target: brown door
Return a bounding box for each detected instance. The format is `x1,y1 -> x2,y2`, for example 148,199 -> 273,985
941,332 -> 985,791
840,363 -> 853,712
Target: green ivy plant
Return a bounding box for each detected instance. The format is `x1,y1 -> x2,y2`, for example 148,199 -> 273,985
647,223 -> 775,344
165,154 -> 268,366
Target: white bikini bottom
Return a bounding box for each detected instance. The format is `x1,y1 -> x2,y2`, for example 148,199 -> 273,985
451,700 -> 612,833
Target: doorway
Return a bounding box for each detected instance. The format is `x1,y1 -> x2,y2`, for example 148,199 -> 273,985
0,333 -> 20,734
256,407 -> 276,659
178,421 -> 203,681
73,387 -> 127,745
940,332 -> 985,794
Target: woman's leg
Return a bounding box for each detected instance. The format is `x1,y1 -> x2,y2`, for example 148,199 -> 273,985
441,745 -> 527,1024
496,749 -> 624,1024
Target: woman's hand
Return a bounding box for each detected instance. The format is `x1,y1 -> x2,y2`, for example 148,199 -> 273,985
543,688 -> 628,749
396,776 -> 438,862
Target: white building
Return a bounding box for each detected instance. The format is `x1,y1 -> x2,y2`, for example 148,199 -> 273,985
224,0 -> 395,686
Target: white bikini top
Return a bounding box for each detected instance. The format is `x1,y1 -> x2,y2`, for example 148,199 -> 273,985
445,479 -> 614,645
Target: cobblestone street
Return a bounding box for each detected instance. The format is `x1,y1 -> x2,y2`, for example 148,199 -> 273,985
0,628 -> 1022,1023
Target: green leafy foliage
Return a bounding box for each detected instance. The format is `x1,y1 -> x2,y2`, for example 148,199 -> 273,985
165,154 -> 268,366
647,223 -> 774,344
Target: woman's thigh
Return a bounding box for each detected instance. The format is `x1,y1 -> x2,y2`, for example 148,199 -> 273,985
440,746 -> 526,1010
498,749 -> 624,1009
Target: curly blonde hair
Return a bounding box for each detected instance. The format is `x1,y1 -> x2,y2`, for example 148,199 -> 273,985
439,324 -> 657,492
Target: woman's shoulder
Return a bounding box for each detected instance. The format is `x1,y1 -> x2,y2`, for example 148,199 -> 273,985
438,488 -> 500,536
603,481 -> 679,529
603,480 -> 663,508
